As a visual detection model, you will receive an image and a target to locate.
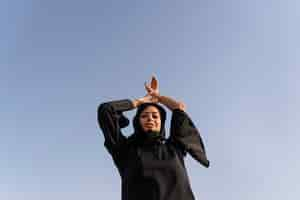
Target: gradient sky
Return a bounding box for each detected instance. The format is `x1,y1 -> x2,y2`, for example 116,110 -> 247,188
1,0 -> 299,199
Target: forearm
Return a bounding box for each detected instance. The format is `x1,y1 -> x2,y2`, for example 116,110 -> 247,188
158,95 -> 186,111
131,95 -> 156,108
99,99 -> 134,113
132,98 -> 142,108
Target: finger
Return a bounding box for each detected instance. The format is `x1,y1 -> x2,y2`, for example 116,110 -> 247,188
151,76 -> 158,90
144,83 -> 152,93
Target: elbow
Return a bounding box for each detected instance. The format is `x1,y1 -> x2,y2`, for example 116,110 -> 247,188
98,102 -> 114,114
176,101 -> 186,112
98,103 -> 106,117
97,103 -> 111,121
98,103 -> 107,114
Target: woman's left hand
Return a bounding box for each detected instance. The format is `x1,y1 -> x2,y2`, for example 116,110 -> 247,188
133,76 -> 160,108
132,93 -> 158,108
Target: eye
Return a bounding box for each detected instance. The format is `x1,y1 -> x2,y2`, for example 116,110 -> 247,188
152,114 -> 159,119
141,114 -> 147,118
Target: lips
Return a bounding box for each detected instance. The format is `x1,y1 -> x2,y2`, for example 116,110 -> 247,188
145,123 -> 155,128
145,123 -> 154,126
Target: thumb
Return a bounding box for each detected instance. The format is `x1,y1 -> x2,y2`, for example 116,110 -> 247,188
144,82 -> 152,93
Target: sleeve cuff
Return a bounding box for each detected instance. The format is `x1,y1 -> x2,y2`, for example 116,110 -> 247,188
107,99 -> 134,112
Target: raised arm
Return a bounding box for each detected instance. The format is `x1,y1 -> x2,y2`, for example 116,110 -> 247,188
98,99 -> 134,154
144,76 -> 210,167
170,109 -> 210,167
98,95 -> 157,153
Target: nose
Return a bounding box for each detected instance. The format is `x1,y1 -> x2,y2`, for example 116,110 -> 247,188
147,116 -> 154,121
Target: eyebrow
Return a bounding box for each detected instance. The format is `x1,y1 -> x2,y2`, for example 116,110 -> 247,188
142,112 -> 159,114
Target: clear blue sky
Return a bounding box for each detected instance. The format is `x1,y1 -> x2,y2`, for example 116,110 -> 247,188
1,0 -> 299,199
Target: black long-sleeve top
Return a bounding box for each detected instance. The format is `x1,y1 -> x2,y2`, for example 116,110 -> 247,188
97,99 -> 209,200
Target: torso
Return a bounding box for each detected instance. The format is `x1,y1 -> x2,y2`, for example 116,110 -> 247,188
120,141 -> 195,200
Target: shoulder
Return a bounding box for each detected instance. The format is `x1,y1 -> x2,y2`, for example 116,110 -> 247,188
166,139 -> 187,157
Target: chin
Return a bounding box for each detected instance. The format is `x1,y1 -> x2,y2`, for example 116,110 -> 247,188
150,129 -> 159,133
144,128 -> 157,132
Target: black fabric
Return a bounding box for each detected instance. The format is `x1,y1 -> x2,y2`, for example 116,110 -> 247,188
98,99 -> 210,200
170,109 -> 210,167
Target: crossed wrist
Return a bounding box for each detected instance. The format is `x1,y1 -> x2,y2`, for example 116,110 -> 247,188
132,98 -> 141,108
156,94 -> 162,102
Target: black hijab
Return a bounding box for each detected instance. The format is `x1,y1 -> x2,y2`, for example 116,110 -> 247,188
129,103 -> 167,145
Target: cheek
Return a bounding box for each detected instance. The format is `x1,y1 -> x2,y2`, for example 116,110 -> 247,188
139,118 -> 145,126
155,120 -> 161,127
140,118 -> 149,128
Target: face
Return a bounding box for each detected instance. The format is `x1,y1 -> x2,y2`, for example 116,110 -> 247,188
139,105 -> 161,132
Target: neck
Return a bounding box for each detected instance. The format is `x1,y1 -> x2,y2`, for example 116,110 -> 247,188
146,130 -> 161,138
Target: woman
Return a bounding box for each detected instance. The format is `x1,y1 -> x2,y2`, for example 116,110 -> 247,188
97,76 -> 209,200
